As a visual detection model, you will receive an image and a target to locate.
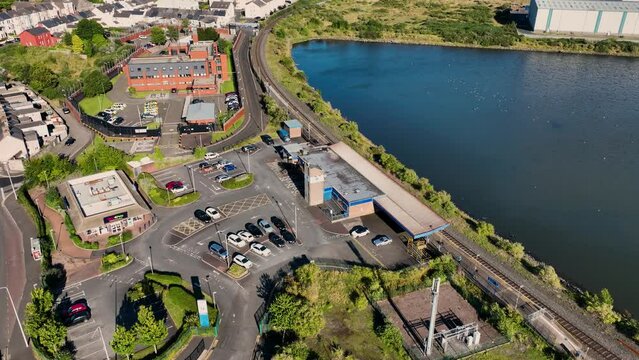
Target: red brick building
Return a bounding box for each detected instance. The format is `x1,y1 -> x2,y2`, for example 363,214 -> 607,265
123,41 -> 230,95
19,27 -> 59,47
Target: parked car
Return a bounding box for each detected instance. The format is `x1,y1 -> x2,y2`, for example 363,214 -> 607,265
191,99 -> 204,104
204,152 -> 220,160
270,216 -> 287,232
241,144 -> 258,153
64,310 -> 91,326
205,207 -> 221,219
228,103 -> 240,111
215,174 -> 231,183
226,232 -> 247,248
104,108 -> 117,115
62,299 -> 89,319
237,230 -> 255,242
62,107 -> 71,114
113,117 -> 124,125
199,162 -> 214,173
257,219 -> 274,234
112,103 -> 126,110
225,92 -> 238,98
194,209 -> 211,223
166,181 -> 186,193
209,242 -> 228,259
268,233 -> 285,248
372,235 -> 392,247
214,159 -> 232,169
233,254 -> 253,269
350,226 -> 370,238
222,164 -> 236,172
250,242 -> 271,256
281,229 -> 296,244
245,223 -> 264,238
171,88 -> 177,94
262,135 -> 274,145
64,137 -> 76,146
97,111 -> 109,119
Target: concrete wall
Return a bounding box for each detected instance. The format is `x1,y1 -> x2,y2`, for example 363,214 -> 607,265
346,200 -> 375,219
530,5 -> 639,35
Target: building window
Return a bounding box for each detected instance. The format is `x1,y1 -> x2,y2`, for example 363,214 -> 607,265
216,66 -> 222,72
137,68 -> 141,71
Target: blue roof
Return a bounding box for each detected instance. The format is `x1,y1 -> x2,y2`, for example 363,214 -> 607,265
284,119 -> 302,129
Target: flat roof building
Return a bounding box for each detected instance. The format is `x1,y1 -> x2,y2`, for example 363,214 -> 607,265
59,170 -> 154,240
185,102 -> 216,125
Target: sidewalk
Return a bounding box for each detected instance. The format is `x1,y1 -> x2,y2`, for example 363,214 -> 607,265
176,336 -> 215,360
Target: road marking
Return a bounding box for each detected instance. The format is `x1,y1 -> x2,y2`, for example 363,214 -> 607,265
352,238 -> 386,268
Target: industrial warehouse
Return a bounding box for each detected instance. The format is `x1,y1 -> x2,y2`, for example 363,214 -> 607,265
282,141 -> 449,239
58,170 -> 154,241
528,0 -> 639,35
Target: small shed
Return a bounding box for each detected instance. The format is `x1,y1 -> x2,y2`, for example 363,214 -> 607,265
185,102 -> 216,125
283,119 -> 303,139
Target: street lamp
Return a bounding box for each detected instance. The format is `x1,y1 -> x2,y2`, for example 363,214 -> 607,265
148,246 -> 154,273
515,285 -> 524,308
2,161 -> 16,200
0,287 -> 29,348
205,275 -> 216,308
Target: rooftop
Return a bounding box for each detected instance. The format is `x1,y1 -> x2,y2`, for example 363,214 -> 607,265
67,170 -> 137,217
533,0 -> 639,12
330,142 -> 448,238
186,102 -> 215,121
301,147 -> 382,203
284,119 -> 302,129
24,27 -> 51,36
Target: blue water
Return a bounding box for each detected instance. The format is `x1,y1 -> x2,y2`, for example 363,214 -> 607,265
292,40 -> 639,315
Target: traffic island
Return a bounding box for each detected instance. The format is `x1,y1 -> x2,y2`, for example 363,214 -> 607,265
100,251 -> 133,273
138,172 -> 201,207
226,264 -> 249,279
220,173 -> 254,190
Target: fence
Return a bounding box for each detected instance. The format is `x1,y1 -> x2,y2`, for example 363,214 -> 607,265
181,339 -> 205,360
223,107 -> 245,131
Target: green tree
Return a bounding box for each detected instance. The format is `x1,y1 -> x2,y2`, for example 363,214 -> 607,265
507,242 -> 525,260
38,321 -> 67,355
487,303 -> 524,340
273,341 -> 311,360
77,139 -> 132,175
399,168 -> 418,184
197,27 -> 219,41
23,153 -> 76,189
133,305 -> 167,354
82,70 -> 112,98
181,18 -> 190,32
476,221 -> 495,237
150,26 -> 167,45
428,254 -> 457,280
193,146 -> 206,159
167,26 -> 179,41
110,325 -> 137,360
62,32 -> 72,46
75,19 -> 105,40
71,34 -> 84,54
583,289 -> 621,324
91,33 -> 108,49
29,64 -> 59,93
217,38 -> 232,53
25,289 -> 67,356
538,264 -> 562,289
269,293 -> 324,338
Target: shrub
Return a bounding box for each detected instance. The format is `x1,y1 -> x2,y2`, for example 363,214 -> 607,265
64,212 -> 99,249
145,272 -> 183,287
375,320 -> 410,359
107,230 -> 133,247
538,264 -> 562,289
44,187 -> 63,211
100,252 -> 130,272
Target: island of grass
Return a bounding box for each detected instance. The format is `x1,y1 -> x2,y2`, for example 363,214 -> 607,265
227,263 -> 249,279
220,173 -> 254,190
137,172 -> 201,207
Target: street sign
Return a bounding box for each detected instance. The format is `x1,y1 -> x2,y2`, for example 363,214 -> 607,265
197,299 -> 210,327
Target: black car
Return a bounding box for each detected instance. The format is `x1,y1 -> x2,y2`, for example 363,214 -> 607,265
113,117 -> 124,125
281,229 -> 296,244
245,223 -> 264,237
262,135 -> 274,145
228,103 -> 240,111
269,233 -> 285,248
97,111 -> 109,119
194,209 -> 211,223
64,137 -> 76,146
270,216 -> 287,232
171,88 -> 177,94
192,99 -> 204,104
64,309 -> 91,326
62,107 -> 71,114
241,144 -> 257,153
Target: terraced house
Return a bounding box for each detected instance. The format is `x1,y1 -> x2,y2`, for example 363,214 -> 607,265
0,0 -> 75,39
123,41 -> 230,95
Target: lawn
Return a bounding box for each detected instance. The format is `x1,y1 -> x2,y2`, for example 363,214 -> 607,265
211,115 -> 245,142
220,48 -> 236,93
220,173 -> 254,190
163,285 -> 217,328
78,94 -> 113,116
227,264 -> 248,279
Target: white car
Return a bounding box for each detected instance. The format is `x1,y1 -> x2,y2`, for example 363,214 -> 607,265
233,254 -> 253,269
350,226 -> 370,238
215,174 -> 231,183
204,152 -> 220,160
104,108 -> 117,115
170,185 -> 186,194
112,103 -> 126,110
205,207 -> 221,220
250,242 -> 271,256
237,230 -> 255,242
226,232 -> 246,248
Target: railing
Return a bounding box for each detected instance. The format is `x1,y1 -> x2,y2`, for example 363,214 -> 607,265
181,338 -> 205,360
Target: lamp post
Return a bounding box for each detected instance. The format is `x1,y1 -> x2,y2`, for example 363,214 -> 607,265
205,275 -> 216,308
0,287 -> 28,348
515,284 -> 524,308
3,162 -> 16,200
148,246 -> 154,274
119,232 -> 128,261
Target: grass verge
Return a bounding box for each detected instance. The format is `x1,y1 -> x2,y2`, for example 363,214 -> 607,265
211,115 -> 245,143
79,94 -> 113,116
137,173 -> 201,207
106,230 -> 133,247
220,173 -> 254,190
227,264 -> 248,279
100,252 -> 132,273
163,285 -> 217,329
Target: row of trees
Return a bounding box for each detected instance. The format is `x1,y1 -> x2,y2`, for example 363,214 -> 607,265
110,305 -> 168,359
64,19 -> 109,57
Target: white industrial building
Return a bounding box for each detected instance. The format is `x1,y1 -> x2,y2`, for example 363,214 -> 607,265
529,0 -> 639,36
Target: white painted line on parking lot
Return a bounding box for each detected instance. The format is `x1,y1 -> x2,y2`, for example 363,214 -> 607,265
67,320 -> 97,335
74,338 -> 100,351
77,349 -> 107,360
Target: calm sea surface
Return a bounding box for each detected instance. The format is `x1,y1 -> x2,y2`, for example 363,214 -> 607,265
292,40 -> 639,315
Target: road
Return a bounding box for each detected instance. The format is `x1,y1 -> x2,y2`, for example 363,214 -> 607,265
249,14 -> 639,360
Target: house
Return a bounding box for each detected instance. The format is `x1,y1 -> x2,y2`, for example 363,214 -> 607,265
244,0 -> 285,19
156,0 -> 200,10
0,1 -> 74,39
19,27 -> 59,46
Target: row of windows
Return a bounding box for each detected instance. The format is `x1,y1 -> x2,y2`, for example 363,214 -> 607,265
135,64 -> 206,72
130,73 -> 209,79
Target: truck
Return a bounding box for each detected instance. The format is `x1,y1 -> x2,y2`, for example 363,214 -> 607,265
277,129 -> 290,142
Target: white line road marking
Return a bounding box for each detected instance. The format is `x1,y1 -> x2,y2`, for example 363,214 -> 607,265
76,349 -> 106,360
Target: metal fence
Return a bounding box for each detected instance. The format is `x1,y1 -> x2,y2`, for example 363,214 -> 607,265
181,338 -> 205,360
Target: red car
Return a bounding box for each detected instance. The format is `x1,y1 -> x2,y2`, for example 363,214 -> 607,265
165,181 -> 186,193
63,300 -> 89,319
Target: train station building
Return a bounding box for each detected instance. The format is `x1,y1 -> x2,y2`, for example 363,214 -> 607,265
294,142 -> 449,239
58,170 -> 154,241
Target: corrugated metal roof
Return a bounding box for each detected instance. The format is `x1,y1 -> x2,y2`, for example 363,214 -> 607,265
534,0 -> 639,12
284,119 -> 302,128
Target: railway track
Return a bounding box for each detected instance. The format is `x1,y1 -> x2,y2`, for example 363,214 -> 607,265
440,230 -> 622,360
249,20 -> 338,146
248,10 -> 633,360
